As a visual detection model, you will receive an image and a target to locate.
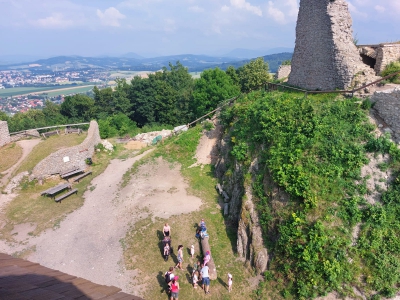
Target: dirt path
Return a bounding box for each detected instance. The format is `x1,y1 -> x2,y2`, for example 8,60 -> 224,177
0,148 -> 202,295
0,139 -> 41,190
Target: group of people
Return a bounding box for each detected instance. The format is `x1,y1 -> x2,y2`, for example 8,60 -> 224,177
162,219 -> 233,299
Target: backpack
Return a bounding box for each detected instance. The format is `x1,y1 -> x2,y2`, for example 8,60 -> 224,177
165,272 -> 171,284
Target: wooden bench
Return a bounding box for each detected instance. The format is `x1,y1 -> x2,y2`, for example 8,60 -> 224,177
55,188 -> 78,203
42,130 -> 59,139
41,183 -> 71,197
60,168 -> 83,179
73,171 -> 92,182
65,128 -> 82,134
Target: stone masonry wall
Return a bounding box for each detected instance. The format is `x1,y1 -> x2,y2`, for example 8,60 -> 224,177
275,65 -> 291,80
372,88 -> 400,140
375,44 -> 400,75
0,121 -> 11,147
288,0 -> 370,90
32,120 -> 101,179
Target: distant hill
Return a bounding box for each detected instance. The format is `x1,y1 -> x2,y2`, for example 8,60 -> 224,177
203,52 -> 293,73
0,52 -> 292,73
225,47 -> 293,59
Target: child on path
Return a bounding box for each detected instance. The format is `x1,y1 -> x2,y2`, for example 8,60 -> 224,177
164,243 -> 170,261
192,270 -> 199,288
190,245 -> 195,258
228,273 -> 233,292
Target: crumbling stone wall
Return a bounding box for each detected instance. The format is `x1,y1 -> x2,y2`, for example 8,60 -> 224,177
372,88 -> 400,140
275,65 -> 291,80
0,121 -> 11,147
375,44 -> 400,75
32,120 -> 101,179
288,0 -> 373,90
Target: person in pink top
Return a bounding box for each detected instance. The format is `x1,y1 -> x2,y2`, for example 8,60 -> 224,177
203,250 -> 211,266
170,276 -> 180,300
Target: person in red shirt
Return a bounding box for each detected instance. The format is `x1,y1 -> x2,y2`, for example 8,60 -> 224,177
170,276 -> 180,300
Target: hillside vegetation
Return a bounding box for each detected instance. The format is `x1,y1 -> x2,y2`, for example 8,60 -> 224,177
219,90 -> 400,299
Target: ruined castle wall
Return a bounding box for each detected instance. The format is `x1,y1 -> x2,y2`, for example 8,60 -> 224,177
288,0 -> 367,90
0,121 -> 11,147
375,44 -> 400,75
275,65 -> 292,80
32,120 -> 101,179
372,88 -> 400,140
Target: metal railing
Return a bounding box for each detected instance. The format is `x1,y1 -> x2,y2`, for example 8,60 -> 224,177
10,122 -> 90,135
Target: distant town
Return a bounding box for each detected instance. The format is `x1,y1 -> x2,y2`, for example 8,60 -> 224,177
0,69 -> 118,114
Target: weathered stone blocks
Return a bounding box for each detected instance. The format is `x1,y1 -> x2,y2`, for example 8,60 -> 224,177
32,120 -> 101,179
0,121 -> 11,147
288,0 -> 372,90
372,88 -> 400,140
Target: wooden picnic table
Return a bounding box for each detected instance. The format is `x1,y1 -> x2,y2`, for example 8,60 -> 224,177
41,183 -> 71,198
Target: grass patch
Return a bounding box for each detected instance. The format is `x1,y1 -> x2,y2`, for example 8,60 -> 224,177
0,147 -> 114,240
122,126 -> 255,299
0,142 -> 23,173
15,134 -> 86,174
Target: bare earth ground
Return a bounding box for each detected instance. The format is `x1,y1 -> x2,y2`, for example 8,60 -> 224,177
0,135 -> 212,295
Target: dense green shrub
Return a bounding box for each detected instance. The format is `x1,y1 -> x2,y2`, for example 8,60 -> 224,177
381,60 -> 400,84
221,90 -> 400,298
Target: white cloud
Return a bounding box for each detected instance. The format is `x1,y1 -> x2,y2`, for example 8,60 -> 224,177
285,0 -> 298,17
230,0 -> 262,16
347,2 -> 368,18
374,5 -> 385,13
164,18 -> 177,33
97,7 -> 126,27
221,5 -> 230,12
31,13 -> 76,29
189,6 -> 204,13
267,2 -> 286,24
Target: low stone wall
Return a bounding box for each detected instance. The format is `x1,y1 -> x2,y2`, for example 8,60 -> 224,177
372,88 -> 400,139
375,44 -> 400,75
275,65 -> 291,80
0,121 -> 11,147
10,129 -> 40,142
32,120 -> 101,179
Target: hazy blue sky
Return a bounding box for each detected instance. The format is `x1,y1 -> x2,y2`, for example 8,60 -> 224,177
0,0 -> 399,57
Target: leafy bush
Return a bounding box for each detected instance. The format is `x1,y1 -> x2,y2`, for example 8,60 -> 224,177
381,60 -> 400,84
219,90 -> 400,298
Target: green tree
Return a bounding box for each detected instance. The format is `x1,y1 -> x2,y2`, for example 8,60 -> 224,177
42,100 -> 67,125
238,57 -> 272,92
60,94 -> 95,122
192,68 -> 240,117
226,66 -> 240,87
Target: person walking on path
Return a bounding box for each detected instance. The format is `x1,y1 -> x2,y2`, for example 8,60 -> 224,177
163,223 -> 171,237
201,263 -> 210,294
175,245 -> 184,270
170,276 -> 180,300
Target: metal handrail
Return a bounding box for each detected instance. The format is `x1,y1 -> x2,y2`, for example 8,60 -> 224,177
10,122 -> 90,135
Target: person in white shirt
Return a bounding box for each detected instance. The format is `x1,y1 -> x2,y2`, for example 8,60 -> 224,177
200,263 -> 210,294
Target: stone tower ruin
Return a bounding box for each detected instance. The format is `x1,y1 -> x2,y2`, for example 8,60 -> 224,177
0,121 -> 11,147
288,0 -> 373,91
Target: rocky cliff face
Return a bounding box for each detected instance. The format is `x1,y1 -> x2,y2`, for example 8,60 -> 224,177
215,124 -> 291,274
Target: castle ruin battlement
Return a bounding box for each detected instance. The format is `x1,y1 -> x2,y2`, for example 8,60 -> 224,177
288,0 -> 376,91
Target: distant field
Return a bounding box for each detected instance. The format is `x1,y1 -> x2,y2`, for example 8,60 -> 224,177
0,87 -> 58,97
0,84 -> 95,98
45,86 -> 94,97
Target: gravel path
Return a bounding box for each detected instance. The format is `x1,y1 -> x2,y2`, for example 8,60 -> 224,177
28,150 -> 154,292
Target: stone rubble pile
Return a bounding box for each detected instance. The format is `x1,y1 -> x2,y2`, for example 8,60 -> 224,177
3,171 -> 29,194
101,140 -> 114,152
132,129 -> 172,145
